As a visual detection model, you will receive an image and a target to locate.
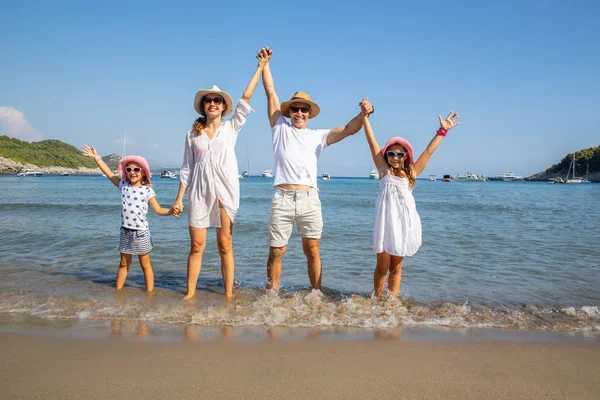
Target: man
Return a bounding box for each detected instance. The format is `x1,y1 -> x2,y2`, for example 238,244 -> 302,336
258,46 -> 373,290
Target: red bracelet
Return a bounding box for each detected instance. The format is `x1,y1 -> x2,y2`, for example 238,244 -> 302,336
437,128 -> 447,137
94,155 -> 102,161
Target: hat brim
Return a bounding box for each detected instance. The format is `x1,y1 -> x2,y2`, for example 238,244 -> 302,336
281,99 -> 320,119
380,137 -> 414,165
194,89 -> 234,117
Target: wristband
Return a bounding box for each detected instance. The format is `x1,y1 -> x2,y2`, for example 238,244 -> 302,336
436,128 -> 447,137
94,155 -> 102,161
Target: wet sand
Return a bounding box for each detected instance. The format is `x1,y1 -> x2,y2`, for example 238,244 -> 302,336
2,332 -> 599,399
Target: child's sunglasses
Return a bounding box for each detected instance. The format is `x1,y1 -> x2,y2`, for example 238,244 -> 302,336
202,96 -> 224,104
126,167 -> 142,173
386,151 -> 406,159
289,105 -> 311,113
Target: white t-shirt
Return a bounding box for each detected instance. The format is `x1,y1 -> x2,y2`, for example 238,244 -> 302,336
119,180 -> 156,230
272,115 -> 329,189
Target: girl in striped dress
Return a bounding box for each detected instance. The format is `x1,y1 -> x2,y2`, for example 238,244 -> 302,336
82,145 -> 174,292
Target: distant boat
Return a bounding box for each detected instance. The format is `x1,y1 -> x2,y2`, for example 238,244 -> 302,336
369,169 -> 379,179
566,154 -> 582,184
442,174 -> 452,182
428,174 -> 436,182
16,169 -> 43,177
262,168 -> 273,178
160,170 -> 176,179
455,173 -> 486,182
581,163 -> 591,184
60,171 -> 70,176
487,171 -> 523,181
322,173 -> 331,180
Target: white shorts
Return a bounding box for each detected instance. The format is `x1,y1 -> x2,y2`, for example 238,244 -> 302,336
267,188 -> 323,247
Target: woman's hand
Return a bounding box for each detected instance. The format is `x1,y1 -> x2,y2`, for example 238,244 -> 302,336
81,144 -> 99,158
438,111 -> 460,131
172,200 -> 184,217
256,46 -> 272,67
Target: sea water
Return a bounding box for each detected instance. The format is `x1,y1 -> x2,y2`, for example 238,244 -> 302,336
0,175 -> 598,333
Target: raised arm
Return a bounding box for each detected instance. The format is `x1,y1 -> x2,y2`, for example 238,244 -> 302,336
326,98 -> 373,146
259,46 -> 281,127
82,144 -> 120,187
413,111 -> 460,177
241,50 -> 268,104
363,114 -> 388,173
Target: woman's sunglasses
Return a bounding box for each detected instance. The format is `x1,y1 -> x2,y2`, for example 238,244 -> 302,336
386,151 -> 406,159
202,96 -> 224,104
289,105 -> 311,113
126,167 -> 142,173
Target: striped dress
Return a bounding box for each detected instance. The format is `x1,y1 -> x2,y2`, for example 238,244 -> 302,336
118,180 -> 155,255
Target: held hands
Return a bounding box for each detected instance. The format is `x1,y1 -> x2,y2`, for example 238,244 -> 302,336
172,200 -> 184,217
81,144 -> 99,159
359,97 -> 374,117
438,111 -> 460,132
256,46 -> 273,67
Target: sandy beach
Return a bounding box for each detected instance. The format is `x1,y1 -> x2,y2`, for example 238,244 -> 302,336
2,331 -> 599,400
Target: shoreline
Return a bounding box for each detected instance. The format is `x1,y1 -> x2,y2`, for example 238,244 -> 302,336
2,329 -> 599,399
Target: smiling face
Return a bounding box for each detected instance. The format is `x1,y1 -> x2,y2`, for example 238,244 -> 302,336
202,94 -> 226,118
385,144 -> 408,169
289,102 -> 311,129
125,162 -> 145,186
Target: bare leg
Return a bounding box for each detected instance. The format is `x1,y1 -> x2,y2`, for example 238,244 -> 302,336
373,251 -> 391,298
387,256 -> 404,297
216,205 -> 234,299
116,253 -> 132,290
183,226 -> 207,300
137,253 -> 154,292
302,237 -> 322,290
267,246 -> 286,290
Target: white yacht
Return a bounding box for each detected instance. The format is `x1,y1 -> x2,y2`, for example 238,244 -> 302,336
160,170 -> 176,179
369,169 -> 379,179
16,169 -> 43,177
456,173 -> 486,182
262,168 -> 273,178
322,173 -> 331,180
565,154 -> 583,184
60,171 -> 70,176
488,171 -> 523,181
428,174 -> 436,182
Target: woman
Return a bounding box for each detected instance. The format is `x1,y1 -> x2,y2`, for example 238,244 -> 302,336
173,53 -> 268,299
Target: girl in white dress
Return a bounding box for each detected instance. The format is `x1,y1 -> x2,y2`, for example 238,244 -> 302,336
173,53 -> 269,299
363,110 -> 460,298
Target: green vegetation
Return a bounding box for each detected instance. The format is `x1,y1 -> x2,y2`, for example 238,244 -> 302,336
545,145 -> 600,175
0,135 -> 99,168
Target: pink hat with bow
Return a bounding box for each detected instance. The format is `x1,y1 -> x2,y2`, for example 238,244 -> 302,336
118,155 -> 152,183
380,137 -> 414,165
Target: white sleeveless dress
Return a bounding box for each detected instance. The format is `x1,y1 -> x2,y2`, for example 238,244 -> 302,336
373,172 -> 422,256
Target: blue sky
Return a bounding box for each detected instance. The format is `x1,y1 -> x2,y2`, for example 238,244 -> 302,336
1,0 -> 599,177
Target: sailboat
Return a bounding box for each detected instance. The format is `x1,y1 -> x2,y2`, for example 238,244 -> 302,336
581,163 -> 591,183
565,154 -> 582,184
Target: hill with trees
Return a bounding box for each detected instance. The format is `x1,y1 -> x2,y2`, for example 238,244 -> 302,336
526,145 -> 600,182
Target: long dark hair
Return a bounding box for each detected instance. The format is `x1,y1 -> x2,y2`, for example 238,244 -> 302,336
192,96 -> 228,135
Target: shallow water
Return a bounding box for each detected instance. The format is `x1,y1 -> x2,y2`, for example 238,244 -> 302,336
0,175 -> 599,332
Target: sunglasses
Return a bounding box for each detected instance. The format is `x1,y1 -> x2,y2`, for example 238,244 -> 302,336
386,151 -> 406,159
126,167 -> 142,173
202,96 -> 224,104
289,105 -> 311,113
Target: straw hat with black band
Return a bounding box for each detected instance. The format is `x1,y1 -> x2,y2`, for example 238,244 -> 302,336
280,91 -> 320,119
193,85 -> 234,117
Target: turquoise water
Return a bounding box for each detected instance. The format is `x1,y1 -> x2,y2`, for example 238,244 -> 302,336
0,175 -> 599,332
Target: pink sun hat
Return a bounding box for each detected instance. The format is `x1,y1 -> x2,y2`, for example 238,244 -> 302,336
380,137 -> 414,165
118,155 -> 152,183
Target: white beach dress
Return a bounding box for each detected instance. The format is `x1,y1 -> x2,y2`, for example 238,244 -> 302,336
179,100 -> 253,228
373,172 -> 422,256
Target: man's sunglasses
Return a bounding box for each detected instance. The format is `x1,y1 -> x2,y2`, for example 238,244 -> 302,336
126,167 -> 142,173
386,151 -> 406,159
202,96 -> 224,104
289,105 -> 311,113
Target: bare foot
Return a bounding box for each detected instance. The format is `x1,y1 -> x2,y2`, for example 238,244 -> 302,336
182,293 -> 195,300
